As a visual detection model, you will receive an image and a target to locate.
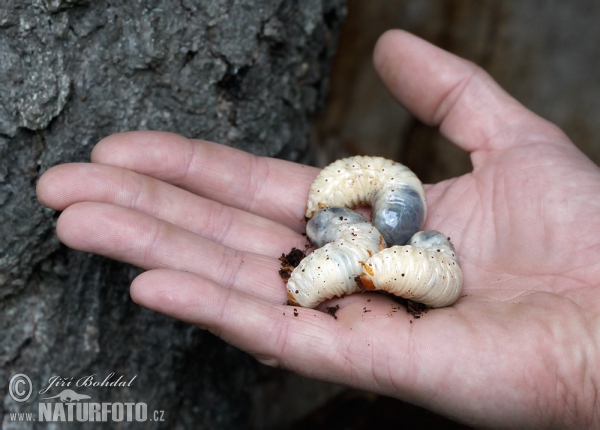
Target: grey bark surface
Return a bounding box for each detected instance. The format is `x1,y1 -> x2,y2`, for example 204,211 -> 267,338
0,1 -> 345,428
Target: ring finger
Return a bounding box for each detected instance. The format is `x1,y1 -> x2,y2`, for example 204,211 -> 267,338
57,201 -> 290,303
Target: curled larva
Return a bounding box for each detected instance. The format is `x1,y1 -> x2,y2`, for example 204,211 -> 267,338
358,231 -> 463,308
286,207 -> 385,308
305,155 -> 426,246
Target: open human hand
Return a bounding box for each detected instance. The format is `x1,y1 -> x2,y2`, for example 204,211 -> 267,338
37,30 -> 600,428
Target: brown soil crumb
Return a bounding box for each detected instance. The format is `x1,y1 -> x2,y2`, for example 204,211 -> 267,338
325,304 -> 340,319
385,294 -> 430,318
293,308 -> 299,317
279,247 -> 306,282
405,300 -> 429,318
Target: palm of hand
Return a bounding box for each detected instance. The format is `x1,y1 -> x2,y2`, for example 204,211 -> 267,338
412,135 -> 600,425
36,31 -> 600,428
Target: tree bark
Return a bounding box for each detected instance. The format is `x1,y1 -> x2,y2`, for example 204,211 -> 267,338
0,1 -> 345,428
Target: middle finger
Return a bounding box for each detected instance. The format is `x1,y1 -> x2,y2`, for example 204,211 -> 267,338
38,162 -> 308,257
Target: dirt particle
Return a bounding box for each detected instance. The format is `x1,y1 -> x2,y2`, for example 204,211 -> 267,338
279,247 -> 306,282
326,304 -> 340,319
278,268 -> 290,280
385,294 -> 430,318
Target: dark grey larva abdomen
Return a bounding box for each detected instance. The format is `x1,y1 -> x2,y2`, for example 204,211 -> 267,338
306,207 -> 371,247
410,230 -> 455,250
372,185 -> 426,246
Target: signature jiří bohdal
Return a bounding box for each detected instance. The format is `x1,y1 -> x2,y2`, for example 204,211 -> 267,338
39,372 -> 137,395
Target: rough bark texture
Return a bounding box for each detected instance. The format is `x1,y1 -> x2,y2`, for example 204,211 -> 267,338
0,1 -> 345,428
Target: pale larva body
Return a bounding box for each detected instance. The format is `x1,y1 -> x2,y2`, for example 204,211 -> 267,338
305,156 -> 426,246
286,207 -> 385,308
359,231 -> 463,308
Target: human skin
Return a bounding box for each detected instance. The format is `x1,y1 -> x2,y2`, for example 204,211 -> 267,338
37,30 -> 600,428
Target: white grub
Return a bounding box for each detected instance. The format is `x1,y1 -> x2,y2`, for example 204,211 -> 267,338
305,155 -> 427,246
287,207 -> 385,308
358,231 -> 463,308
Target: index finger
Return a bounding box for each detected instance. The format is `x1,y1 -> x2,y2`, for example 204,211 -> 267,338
91,131 -> 319,232
373,30 -> 571,161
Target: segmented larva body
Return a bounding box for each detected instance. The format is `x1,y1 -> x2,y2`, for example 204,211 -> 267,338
305,156 -> 427,246
359,231 -> 463,308
286,156 -> 463,309
286,207 -> 385,308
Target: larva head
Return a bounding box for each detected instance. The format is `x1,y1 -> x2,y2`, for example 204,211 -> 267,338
409,230 -> 455,252
287,290 -> 300,306
372,185 -> 426,246
306,207 -> 369,248
356,274 -> 376,290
